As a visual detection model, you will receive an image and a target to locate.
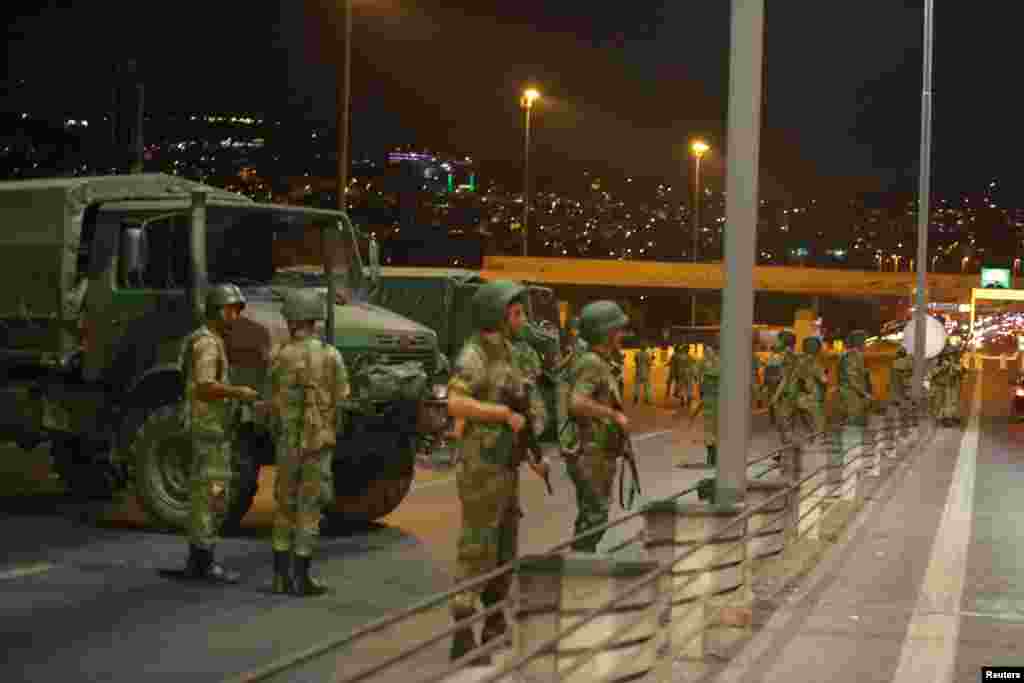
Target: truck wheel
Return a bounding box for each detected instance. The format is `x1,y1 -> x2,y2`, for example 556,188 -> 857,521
132,403 -> 260,532
330,437 -> 415,523
132,404 -> 194,530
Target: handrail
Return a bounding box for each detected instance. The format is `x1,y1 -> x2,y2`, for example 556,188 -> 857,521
228,409 -> 927,683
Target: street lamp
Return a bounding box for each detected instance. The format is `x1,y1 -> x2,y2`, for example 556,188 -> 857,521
690,139 -> 710,327
520,88 -> 541,257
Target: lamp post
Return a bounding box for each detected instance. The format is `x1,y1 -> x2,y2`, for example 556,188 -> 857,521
690,139 -> 710,326
520,88 -> 541,257
336,0 -> 352,211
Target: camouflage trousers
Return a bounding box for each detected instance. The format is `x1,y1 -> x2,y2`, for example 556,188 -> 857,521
273,447 -> 333,556
189,437 -> 233,549
633,378 -> 652,405
775,394 -> 826,444
931,382 -> 961,420
565,449 -> 618,553
838,387 -> 869,427
451,449 -> 520,617
702,399 -> 718,446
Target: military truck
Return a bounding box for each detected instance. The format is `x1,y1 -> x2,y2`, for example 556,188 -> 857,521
0,174 -> 447,529
369,267 -> 562,439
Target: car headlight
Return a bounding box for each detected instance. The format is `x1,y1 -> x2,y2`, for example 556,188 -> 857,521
432,384 -> 448,400
1015,388 -> 1024,398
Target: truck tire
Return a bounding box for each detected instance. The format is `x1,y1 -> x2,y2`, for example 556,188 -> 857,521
330,435 -> 415,523
131,401 -> 259,532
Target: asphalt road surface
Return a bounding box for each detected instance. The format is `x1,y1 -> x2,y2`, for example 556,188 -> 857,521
0,386 -> 796,683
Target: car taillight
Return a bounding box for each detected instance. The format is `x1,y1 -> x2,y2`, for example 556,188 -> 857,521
1016,388 -> 1024,398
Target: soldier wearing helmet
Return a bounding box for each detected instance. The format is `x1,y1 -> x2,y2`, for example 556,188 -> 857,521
446,280 -> 531,665
926,342 -> 963,427
770,331 -> 804,445
561,300 -> 632,552
890,345 -> 914,422
694,342 -> 722,467
176,283 -> 262,584
796,336 -> 829,435
838,330 -> 873,429
266,289 -> 349,596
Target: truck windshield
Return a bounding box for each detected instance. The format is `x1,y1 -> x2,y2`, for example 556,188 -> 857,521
206,209 -> 360,298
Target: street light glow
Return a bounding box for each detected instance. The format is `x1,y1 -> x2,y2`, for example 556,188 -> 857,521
691,140 -> 710,157
522,88 -> 541,108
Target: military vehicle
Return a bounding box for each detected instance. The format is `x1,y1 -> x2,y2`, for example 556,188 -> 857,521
368,267 -> 562,439
0,174 -> 447,529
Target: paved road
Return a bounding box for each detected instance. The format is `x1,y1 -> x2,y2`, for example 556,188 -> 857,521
714,359 -> 1024,683
0,391 -> 787,683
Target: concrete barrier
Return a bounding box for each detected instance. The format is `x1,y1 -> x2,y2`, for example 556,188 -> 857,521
515,554 -> 660,683
642,500 -> 749,662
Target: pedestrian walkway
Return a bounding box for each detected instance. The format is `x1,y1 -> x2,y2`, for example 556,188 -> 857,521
714,372 -> 1024,683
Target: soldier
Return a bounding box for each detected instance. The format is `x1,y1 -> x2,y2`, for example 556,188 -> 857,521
927,345 -> 963,427
446,280 -> 531,664
177,284 -> 262,584
696,344 -> 721,467
769,331 -> 802,445
796,336 -> 829,435
509,318 -> 553,485
561,301 -> 631,553
890,346 -> 914,421
266,290 -> 349,596
838,330 -> 872,428
762,344 -> 784,425
633,345 -> 652,405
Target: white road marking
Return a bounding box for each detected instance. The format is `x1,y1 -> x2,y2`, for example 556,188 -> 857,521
410,429 -> 675,492
891,371 -> 982,683
0,562 -> 57,581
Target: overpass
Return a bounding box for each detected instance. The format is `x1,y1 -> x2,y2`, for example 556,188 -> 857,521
479,255 -> 984,301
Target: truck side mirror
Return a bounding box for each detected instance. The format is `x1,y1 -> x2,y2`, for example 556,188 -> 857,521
119,224 -> 148,287
368,238 -> 381,284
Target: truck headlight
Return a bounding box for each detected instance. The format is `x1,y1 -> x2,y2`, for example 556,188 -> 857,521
432,384 -> 448,400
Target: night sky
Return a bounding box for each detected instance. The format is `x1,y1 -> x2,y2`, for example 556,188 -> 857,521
3,1 -> 1021,199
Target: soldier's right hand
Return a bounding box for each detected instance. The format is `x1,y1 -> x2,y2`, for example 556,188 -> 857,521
613,411 -> 630,430
506,410 -> 526,434
235,386 -> 261,403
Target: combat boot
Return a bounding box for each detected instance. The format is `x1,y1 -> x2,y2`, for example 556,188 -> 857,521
272,551 -> 294,595
450,607 -> 492,666
184,545 -> 240,584
706,445 -> 717,467
292,554 -> 329,596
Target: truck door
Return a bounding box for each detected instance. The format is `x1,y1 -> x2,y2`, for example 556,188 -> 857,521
82,211 -> 192,383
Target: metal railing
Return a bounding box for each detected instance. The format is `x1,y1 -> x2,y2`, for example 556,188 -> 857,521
224,403 -> 933,683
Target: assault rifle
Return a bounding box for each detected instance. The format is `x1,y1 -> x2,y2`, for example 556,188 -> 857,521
610,391 -> 643,510
501,384 -> 554,495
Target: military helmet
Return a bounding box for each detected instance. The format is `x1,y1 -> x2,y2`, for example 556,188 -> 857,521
281,289 -> 326,322
802,336 -> 823,354
847,329 -> 868,347
578,300 -> 630,345
471,280 -> 527,331
776,330 -> 797,350
206,283 -> 246,319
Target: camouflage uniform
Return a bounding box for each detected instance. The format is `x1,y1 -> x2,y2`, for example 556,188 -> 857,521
698,348 -> 721,466
509,331 -> 549,452
795,337 -> 828,435
562,300 -> 630,553
670,347 -> 694,405
562,349 -> 622,552
762,350 -> 784,423
890,348 -> 913,422
448,281 -> 530,662
267,290 -> 349,596
770,333 -> 802,445
176,283 -> 254,584
180,325 -> 235,551
633,348 -> 652,405
838,331 -> 872,427
927,348 -> 963,426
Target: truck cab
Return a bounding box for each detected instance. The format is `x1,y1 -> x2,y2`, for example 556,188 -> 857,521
0,174 -> 446,529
